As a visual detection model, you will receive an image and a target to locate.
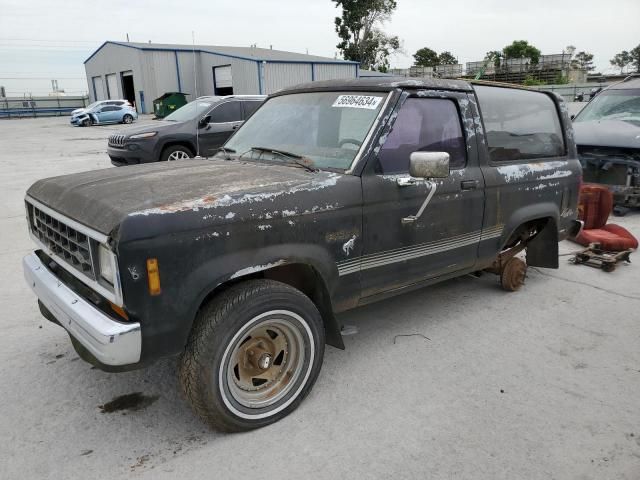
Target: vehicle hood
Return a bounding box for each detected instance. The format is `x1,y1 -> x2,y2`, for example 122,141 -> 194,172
573,119 -> 640,149
26,159 -> 345,238
117,120 -> 180,137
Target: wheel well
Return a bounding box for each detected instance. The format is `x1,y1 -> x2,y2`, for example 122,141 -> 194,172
503,217 -> 551,250
161,141 -> 195,156
197,263 -> 344,349
504,216 -> 559,268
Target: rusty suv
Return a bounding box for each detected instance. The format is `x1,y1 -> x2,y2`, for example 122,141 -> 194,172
23,78 -> 581,431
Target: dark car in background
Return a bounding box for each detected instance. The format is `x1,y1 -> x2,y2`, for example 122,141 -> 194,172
573,75 -> 640,214
107,95 -> 265,165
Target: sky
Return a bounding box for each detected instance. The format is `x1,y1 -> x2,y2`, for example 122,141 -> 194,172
1,0 -> 638,96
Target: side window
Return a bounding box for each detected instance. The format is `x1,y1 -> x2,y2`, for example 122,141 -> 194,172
377,98 -> 467,174
475,85 -> 565,162
209,101 -> 242,123
100,106 -> 116,112
242,101 -> 262,118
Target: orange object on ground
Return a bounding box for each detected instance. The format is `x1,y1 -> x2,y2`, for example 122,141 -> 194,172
573,184 -> 638,251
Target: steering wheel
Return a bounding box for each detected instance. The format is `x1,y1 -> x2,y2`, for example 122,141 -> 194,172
339,138 -> 362,148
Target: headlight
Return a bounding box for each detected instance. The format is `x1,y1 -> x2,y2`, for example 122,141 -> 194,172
99,244 -> 115,284
129,132 -> 157,139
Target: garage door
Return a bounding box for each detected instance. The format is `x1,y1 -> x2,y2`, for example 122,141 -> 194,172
106,74 -> 118,99
214,65 -> 232,88
92,76 -> 105,101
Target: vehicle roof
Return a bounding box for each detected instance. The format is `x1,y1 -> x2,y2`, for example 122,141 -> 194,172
196,95 -> 266,101
277,77 -> 474,94
275,77 -> 553,96
607,75 -> 640,90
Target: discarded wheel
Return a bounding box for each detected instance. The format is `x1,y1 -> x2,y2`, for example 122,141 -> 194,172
500,257 -> 527,291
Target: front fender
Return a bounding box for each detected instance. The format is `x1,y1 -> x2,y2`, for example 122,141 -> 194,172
183,242 -> 339,324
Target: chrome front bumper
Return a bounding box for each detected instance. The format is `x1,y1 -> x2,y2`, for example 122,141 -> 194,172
23,252 -> 141,366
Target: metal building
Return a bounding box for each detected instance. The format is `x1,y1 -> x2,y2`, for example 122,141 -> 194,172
84,41 -> 359,113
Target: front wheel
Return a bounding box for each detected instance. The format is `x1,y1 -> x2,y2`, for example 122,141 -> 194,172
179,280 -> 325,432
161,145 -> 193,162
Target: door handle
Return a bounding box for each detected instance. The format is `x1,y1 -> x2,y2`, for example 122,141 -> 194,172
461,180 -> 479,190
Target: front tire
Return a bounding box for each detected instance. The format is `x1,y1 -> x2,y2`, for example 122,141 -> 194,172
161,145 -> 193,162
179,280 -> 325,432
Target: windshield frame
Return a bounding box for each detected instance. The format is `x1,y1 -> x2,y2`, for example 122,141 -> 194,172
574,88 -> 640,123
219,90 -> 392,174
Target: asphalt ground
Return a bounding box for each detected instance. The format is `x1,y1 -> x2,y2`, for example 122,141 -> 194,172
0,115 -> 638,479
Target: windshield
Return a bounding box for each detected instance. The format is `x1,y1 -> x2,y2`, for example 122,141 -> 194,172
575,89 -> 640,122
164,98 -> 218,122
84,102 -> 100,110
222,91 -> 387,170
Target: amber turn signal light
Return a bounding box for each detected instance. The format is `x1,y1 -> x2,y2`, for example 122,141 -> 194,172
109,302 -> 129,321
146,258 -> 161,296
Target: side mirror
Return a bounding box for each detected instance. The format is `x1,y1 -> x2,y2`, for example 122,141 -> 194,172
198,116 -> 210,128
409,152 -> 450,179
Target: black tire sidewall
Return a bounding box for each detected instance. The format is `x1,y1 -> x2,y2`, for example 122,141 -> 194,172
123,114 -> 133,124
187,282 -> 325,431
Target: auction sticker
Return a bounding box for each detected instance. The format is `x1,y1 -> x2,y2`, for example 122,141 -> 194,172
332,95 -> 382,109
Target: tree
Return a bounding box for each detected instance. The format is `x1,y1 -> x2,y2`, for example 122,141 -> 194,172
485,50 -> 502,67
413,47 -> 438,67
610,50 -> 631,74
502,40 -> 541,65
333,0 -> 401,71
630,44 -> 640,73
437,51 -> 457,65
571,51 -> 595,71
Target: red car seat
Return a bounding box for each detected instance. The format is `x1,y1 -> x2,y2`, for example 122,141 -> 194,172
573,184 -> 638,251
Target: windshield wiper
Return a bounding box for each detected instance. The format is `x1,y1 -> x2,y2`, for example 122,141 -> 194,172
242,146 -> 318,172
214,146 -> 236,160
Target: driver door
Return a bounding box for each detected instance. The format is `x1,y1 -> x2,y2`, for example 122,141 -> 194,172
359,91 -> 485,300
198,100 -> 243,156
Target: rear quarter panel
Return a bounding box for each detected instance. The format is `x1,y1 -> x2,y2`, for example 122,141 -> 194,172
472,89 -> 582,266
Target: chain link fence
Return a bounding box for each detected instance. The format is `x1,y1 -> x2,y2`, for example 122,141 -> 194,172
0,95 -> 89,119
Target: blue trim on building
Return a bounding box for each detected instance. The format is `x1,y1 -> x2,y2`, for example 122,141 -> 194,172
355,64 -> 359,78
311,63 -> 315,81
139,91 -> 145,113
84,41 -> 360,66
91,76 -> 98,101
256,61 -> 263,95
174,51 -> 182,92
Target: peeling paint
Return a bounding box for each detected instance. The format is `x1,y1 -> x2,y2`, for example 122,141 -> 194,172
127,266 -> 140,281
342,235 -> 357,256
130,172 -> 341,217
229,260 -> 286,279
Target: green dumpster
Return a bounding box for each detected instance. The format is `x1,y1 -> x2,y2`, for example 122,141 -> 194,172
153,92 -> 188,118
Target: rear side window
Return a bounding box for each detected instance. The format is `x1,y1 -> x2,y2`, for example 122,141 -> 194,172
475,86 -> 565,162
242,101 -> 262,118
209,101 -> 242,123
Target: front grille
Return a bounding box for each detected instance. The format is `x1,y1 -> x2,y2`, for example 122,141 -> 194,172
108,134 -> 126,148
30,204 -> 96,280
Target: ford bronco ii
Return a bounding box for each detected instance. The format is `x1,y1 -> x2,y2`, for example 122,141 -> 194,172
23,78 -> 581,431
